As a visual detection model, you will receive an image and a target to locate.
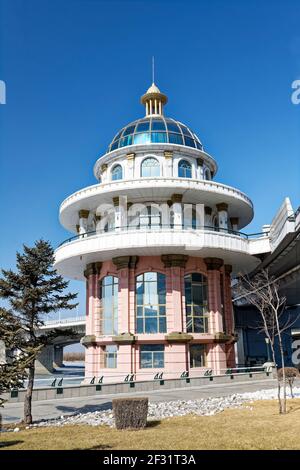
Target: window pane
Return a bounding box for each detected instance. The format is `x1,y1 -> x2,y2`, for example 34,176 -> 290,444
151,132 -> 167,143
166,120 -> 181,133
111,165 -> 122,181
120,135 -> 133,147
141,352 -> 153,368
136,121 -> 150,132
153,352 -> 164,368
151,119 -> 166,131
168,133 -> 183,145
184,136 -> 196,148
123,124 -> 136,136
190,344 -> 206,368
133,132 -> 151,145
159,317 -> 166,333
180,124 -> 193,136
136,318 -> 143,333
145,317 -> 158,333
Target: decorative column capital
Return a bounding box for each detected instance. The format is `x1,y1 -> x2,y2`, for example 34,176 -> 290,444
126,152 -> 135,161
216,202 -> 228,212
204,206 -> 212,215
204,257 -> 224,270
171,193 -> 183,203
112,256 -> 139,270
79,209 -> 90,219
164,150 -> 173,159
101,163 -> 108,172
161,254 -> 188,268
84,262 -> 102,278
224,264 -> 232,275
197,158 -> 204,166
113,196 -> 119,207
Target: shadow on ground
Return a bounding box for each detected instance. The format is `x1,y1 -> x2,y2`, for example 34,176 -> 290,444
0,440 -> 24,448
55,401 -> 112,414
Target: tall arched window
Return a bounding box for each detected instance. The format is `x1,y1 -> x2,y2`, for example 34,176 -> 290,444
136,272 -> 166,333
178,159 -> 192,178
111,164 -> 123,181
141,157 -> 160,177
204,168 -> 211,180
99,276 -> 119,335
184,273 -> 209,333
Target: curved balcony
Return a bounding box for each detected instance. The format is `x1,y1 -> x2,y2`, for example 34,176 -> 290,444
54,225 -> 266,280
59,177 -> 254,232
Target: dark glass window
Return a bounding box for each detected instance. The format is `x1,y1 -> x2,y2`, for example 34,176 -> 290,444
184,136 -> 196,148
196,141 -> 203,150
110,140 -> 119,151
141,157 -> 160,177
111,164 -> 123,181
166,120 -> 181,133
180,124 -> 193,136
151,119 -> 166,131
168,133 -> 184,145
123,124 -> 136,136
178,159 -> 192,178
136,272 -> 166,334
136,121 -> 150,133
184,273 -> 209,333
151,132 -> 167,143
190,344 -> 206,368
99,276 -> 119,335
140,344 -> 164,368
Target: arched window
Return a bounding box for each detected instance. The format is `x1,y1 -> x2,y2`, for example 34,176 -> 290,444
204,168 -> 211,180
136,272 -> 166,333
178,159 -> 192,178
141,157 -> 160,177
99,276 -> 119,335
111,164 -> 123,181
184,273 -> 209,333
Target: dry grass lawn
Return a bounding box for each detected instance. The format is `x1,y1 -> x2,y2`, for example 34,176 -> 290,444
1,400 -> 300,450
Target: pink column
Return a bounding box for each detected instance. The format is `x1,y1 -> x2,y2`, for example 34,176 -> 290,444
113,256 -> 139,334
161,255 -> 188,333
204,258 -> 224,334
223,265 -> 234,334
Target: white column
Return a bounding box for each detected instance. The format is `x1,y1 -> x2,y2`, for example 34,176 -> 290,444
164,151 -> 173,177
126,153 -> 135,179
204,206 -> 212,229
78,210 -> 89,236
216,203 -> 228,231
171,194 -> 183,230
101,164 -> 108,183
113,197 -> 121,232
197,158 -> 204,179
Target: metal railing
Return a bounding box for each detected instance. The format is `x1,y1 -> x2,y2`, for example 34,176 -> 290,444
58,224 -> 269,248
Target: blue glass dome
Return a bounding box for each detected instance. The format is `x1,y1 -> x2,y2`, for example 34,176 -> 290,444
108,116 -> 203,153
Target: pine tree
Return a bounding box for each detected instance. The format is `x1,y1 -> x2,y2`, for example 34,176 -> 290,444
0,307 -> 29,419
0,240 -> 77,424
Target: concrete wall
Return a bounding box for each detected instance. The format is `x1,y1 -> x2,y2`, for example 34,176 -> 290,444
3,371 -> 272,404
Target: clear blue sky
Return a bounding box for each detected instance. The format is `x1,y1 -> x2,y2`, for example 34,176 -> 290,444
1,0 -> 299,317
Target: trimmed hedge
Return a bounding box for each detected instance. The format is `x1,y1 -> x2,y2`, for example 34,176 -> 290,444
112,397 -> 148,430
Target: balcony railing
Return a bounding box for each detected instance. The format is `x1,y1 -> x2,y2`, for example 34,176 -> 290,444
58,224 -> 269,248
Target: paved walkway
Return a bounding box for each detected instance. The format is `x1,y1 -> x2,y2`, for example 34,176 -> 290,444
2,378 -> 278,424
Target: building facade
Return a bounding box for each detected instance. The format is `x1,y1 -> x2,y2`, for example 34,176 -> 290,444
55,82 -> 261,381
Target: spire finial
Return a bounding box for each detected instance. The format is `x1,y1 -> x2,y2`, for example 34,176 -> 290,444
152,56 -> 155,84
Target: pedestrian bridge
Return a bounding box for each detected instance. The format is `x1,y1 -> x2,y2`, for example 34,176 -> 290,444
36,316 -> 86,374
